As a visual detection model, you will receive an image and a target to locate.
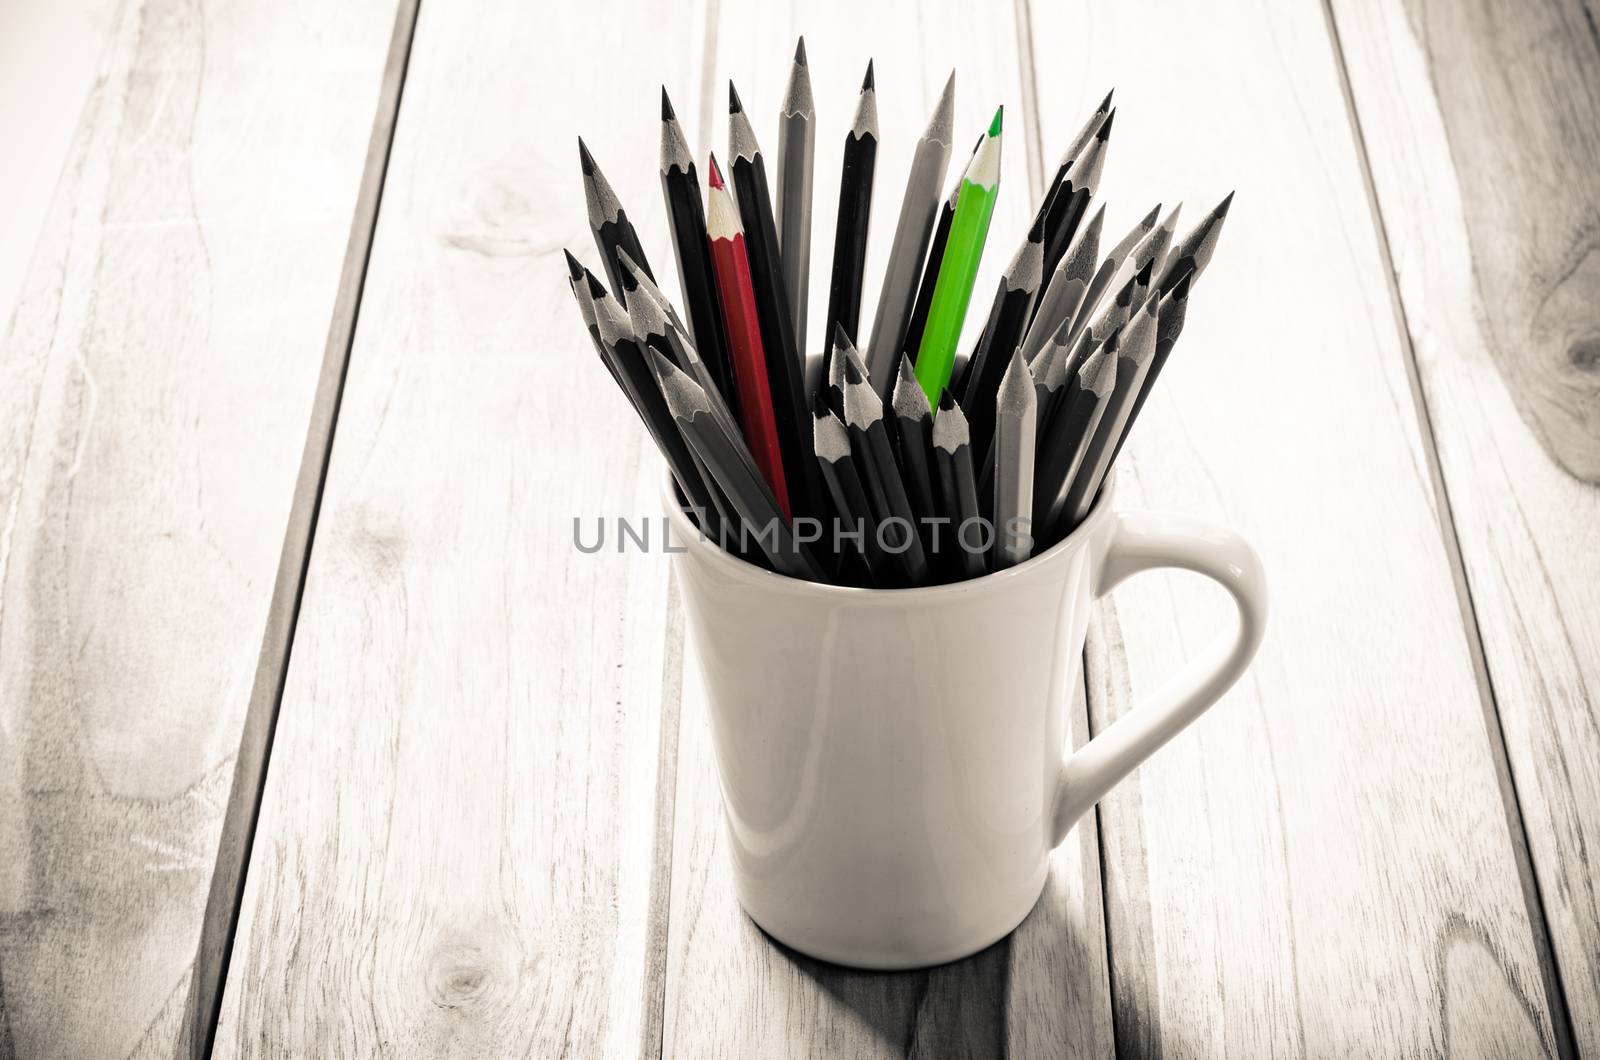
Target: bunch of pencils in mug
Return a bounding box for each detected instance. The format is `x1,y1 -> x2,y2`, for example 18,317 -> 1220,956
565,40 -> 1231,588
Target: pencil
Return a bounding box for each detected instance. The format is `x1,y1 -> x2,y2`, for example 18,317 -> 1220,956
813,396 -> 883,585
992,346 -> 1037,569
889,354 -> 938,547
913,107 -> 1004,405
660,88 -> 737,411
566,249 -> 618,388
959,212 -> 1044,453
729,81 -> 827,523
1033,340 -> 1117,533
1074,202 -> 1158,334
776,38 -> 816,358
577,269 -> 728,542
706,153 -> 792,517
1102,203 -> 1180,310
579,137 -> 654,305
932,388 -> 985,580
1109,270 -> 1192,466
1020,204 -> 1103,362
652,347 -> 825,581
1059,291 -> 1159,527
1155,191 -> 1234,296
830,60 -> 879,342
1040,90 -> 1112,214
840,333 -> 929,585
900,184 -> 957,372
1036,107 -> 1114,302
864,71 -> 954,402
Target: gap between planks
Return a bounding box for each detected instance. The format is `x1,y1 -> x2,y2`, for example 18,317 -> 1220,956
1317,3 -> 1579,1057
183,2 -> 424,1056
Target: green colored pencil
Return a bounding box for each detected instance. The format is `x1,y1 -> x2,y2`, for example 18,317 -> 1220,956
913,106 -> 1003,406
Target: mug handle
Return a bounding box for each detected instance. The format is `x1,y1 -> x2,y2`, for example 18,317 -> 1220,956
1051,510 -> 1269,842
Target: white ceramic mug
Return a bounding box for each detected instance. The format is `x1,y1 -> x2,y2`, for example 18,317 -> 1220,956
663,476 -> 1267,969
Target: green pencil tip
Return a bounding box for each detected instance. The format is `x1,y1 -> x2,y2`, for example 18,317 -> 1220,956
988,106 -> 1003,136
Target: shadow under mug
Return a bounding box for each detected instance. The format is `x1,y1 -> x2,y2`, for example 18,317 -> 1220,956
662,475 -> 1268,969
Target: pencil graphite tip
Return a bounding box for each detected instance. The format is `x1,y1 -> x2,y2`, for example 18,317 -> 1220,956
1140,203 -> 1162,229
1098,88 -> 1114,113
582,266 -> 607,302
1161,202 -> 1184,234
782,39 -> 815,117
1082,343 -> 1117,396
851,68 -> 880,139
728,80 -> 744,114
893,356 -> 932,421
562,248 -> 584,282
706,152 -> 725,189
997,346 -> 1036,414
579,140 -> 623,226
1096,108 -> 1116,142
841,354 -> 883,429
862,59 -> 875,92
988,105 -> 1004,137
932,389 -> 970,450
1217,190 -> 1235,217
660,86 -> 675,122
925,70 -> 956,146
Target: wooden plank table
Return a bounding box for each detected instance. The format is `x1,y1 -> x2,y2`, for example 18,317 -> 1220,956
1,0 -> 1593,1056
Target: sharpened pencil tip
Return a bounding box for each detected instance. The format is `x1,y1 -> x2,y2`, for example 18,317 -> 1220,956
794,36 -> 807,66
862,59 -> 875,91
1140,203 -> 1162,228
1096,109 -> 1115,142
577,136 -> 595,176
1099,88 -> 1114,112
583,267 -> 607,301
563,248 -> 584,282
938,387 -> 958,414
989,105 -> 1004,136
1217,190 -> 1235,216
660,86 -> 675,122
728,80 -> 744,114
706,152 -> 724,188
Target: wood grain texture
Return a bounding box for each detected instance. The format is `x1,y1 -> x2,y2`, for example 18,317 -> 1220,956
1329,0 -> 1600,1049
1027,0 -> 1564,1054
211,1 -> 715,1054
1353,0 -> 1600,482
0,0 -> 402,1055
657,4 -> 1115,1056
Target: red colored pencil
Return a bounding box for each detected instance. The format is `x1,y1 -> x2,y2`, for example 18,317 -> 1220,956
706,153 -> 791,519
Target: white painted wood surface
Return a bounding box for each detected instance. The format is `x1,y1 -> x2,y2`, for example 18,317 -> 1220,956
212,0 -> 714,1054
1330,0 -> 1600,1049
1027,0 -> 1566,1054
0,0 -> 402,1055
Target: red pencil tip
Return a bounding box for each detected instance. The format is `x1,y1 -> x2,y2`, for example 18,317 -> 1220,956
707,152 -> 725,188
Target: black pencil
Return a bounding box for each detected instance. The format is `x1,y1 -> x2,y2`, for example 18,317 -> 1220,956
820,61 -> 878,386
959,213 -> 1045,455
932,388 -> 985,581
728,80 -> 826,524
579,137 -> 653,305
1033,339 -> 1117,535
660,88 -> 737,414
1109,270 -> 1192,466
652,347 -> 825,581
574,270 -> 731,542
1155,191 -> 1234,296
566,250 -> 621,391
814,395 -> 883,585
992,347 -> 1037,569
1060,291 -> 1159,528
890,354 -> 938,550
1035,107 -> 1113,305
840,335 -> 929,585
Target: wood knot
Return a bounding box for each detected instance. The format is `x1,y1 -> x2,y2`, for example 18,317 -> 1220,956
426,942 -> 500,1009
1567,333 -> 1600,372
